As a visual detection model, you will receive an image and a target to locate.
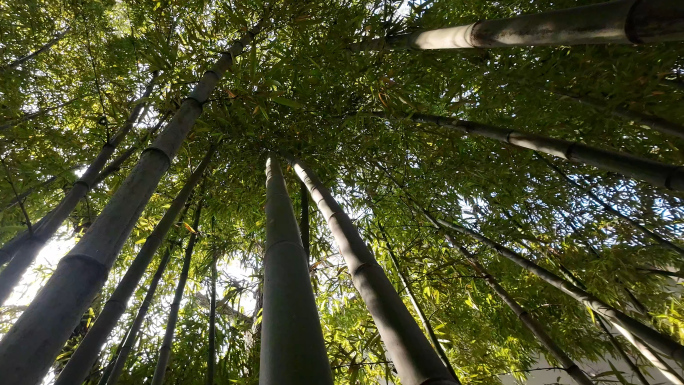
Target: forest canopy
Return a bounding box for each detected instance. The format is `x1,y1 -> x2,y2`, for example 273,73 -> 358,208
1,0 -> 684,384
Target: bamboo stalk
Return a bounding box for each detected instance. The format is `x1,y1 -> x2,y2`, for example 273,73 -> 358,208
1,27 -> 71,72
375,221 -> 460,381
375,112 -> 684,191
54,146 -> 215,385
285,152 -> 460,385
0,20 -> 266,385
259,155 -> 333,385
151,196 -> 205,385
0,72 -> 159,306
350,0 -> 684,51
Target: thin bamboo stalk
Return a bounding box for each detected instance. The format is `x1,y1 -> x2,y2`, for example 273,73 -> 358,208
538,154 -> 684,256
285,153 -> 460,385
151,197 -> 205,385
0,21 -> 266,385
206,250 -> 217,385
259,155 -> 333,385
377,163 -> 684,366
1,27 -> 71,71
54,146 -> 215,385
375,221 -> 460,381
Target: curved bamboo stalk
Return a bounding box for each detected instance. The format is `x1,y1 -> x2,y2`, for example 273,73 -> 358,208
458,246 -> 594,385
151,196 -> 205,385
285,153 -> 460,385
0,20 -> 266,385
376,163 -> 684,367
350,0 -> 684,51
54,146 -> 215,385
0,73 -> 159,306
259,155 -> 333,385
376,112 -> 684,191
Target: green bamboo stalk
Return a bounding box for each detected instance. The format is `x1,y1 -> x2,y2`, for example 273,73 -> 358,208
0,20 -> 266,385
151,197 -> 205,385
259,155 -> 333,385
350,0 -> 684,51
0,72 -> 159,306
285,153 -> 460,385
376,112 -> 684,191
54,146 -> 215,385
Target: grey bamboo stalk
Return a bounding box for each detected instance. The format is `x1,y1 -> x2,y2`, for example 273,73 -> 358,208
1,27 -> 71,72
350,0 -> 684,51
505,206 -> 671,384
374,111 -> 684,191
106,244 -> 182,385
0,20 -> 266,385
376,163 -> 684,365
54,146 -> 216,385
300,180 -> 310,259
554,91 -> 684,140
595,317 -> 651,385
0,72 -> 159,306
455,244 -> 593,385
612,321 -> 684,385
0,112 -> 167,269
538,154 -> 684,256
434,215 -> 684,365
207,250 -> 217,385
285,153 -> 460,385
1,164 -> 81,213
259,155 -> 333,385
151,196 -> 205,385
375,221 -> 460,381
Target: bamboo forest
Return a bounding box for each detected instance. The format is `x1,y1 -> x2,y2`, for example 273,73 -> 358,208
3,0 -> 684,384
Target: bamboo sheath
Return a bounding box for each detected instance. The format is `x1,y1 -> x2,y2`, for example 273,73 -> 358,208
286,153 -> 460,385
0,21 -> 266,385
259,156 -> 333,385
350,0 -> 684,51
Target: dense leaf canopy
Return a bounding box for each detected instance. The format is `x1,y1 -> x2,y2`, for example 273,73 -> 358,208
1,0 -> 684,384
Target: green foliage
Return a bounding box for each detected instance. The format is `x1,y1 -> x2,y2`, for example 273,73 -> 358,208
1,0 -> 684,384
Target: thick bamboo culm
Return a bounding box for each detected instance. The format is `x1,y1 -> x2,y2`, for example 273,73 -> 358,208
350,0 -> 684,51
376,112 -> 684,192
286,153 -> 460,385
259,155 -> 333,385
